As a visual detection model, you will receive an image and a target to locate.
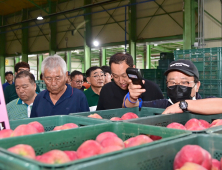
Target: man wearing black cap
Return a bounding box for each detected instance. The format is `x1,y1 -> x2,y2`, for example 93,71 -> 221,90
123,59 -> 202,110
2,71 -> 14,91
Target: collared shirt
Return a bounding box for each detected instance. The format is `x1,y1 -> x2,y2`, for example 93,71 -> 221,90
84,86 -> 100,111
6,98 -> 33,120
4,84 -> 40,104
2,82 -> 14,91
30,84 -> 89,118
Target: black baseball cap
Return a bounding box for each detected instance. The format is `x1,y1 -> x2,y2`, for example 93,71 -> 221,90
5,71 -> 13,76
164,59 -> 199,79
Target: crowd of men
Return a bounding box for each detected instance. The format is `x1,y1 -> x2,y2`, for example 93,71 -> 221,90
2,52 -> 222,121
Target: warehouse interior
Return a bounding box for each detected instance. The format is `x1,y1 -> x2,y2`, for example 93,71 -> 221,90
0,0 -> 221,95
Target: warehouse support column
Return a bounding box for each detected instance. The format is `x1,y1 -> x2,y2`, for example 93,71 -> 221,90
38,54 -> 43,79
128,0 -> 137,65
49,2 -> 57,55
183,0 -> 195,49
141,54 -> 145,69
82,61 -> 85,73
0,16 -> 5,83
146,44 -> 151,69
84,0 -> 91,72
66,51 -> 71,72
102,48 -> 106,66
22,9 -> 28,62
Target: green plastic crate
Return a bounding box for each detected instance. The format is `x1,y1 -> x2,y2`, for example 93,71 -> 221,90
126,112 -> 222,133
9,115 -> 109,131
67,134 -> 222,170
0,122 -> 191,170
71,107 -> 165,120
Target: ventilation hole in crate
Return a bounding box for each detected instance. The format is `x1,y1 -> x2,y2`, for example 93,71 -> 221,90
45,126 -> 55,131
214,152 -> 222,160
35,148 -> 43,155
138,156 -> 163,170
49,137 -> 76,150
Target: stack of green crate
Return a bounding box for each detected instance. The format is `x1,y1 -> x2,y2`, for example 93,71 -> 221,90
174,47 -> 222,98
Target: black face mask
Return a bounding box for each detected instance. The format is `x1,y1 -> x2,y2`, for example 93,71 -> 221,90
167,85 -> 193,103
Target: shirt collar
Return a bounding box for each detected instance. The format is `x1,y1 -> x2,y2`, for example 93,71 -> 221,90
87,86 -> 99,97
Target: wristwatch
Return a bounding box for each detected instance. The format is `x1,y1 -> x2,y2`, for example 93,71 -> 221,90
179,100 -> 188,112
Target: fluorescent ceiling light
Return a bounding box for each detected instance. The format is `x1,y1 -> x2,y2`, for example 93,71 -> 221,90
37,15 -> 43,20
93,40 -> 99,47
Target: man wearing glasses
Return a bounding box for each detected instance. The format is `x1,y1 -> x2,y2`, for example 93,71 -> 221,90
97,52 -> 163,110
84,66 -> 105,111
4,62 -> 40,104
70,70 -> 85,91
123,59 -> 203,111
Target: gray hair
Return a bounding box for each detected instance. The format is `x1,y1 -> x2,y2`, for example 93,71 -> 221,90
41,55 -> 67,75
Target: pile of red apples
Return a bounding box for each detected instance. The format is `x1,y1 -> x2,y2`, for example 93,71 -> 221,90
7,131 -> 153,164
174,145 -> 221,170
0,121 -> 79,139
167,118 -> 222,131
88,112 -> 139,121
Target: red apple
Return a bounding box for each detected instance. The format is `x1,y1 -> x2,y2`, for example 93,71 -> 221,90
35,155 -> 42,161
61,123 -> 78,130
211,159 -> 220,170
53,126 -> 63,131
199,120 -> 210,129
64,151 -> 78,161
174,145 -> 212,170
11,124 -> 38,137
28,121 -> 45,133
125,135 -> 153,148
177,162 -> 207,170
149,135 -> 162,141
8,144 -> 36,159
96,132 -> 118,143
0,129 -> 13,139
110,117 -> 123,121
77,140 -> 103,159
100,146 -> 123,154
37,150 -> 70,164
121,112 -> 139,120
185,119 -> 206,131
167,123 -> 187,130
100,137 -> 125,148
124,137 -> 135,148
87,113 -> 102,119
211,119 -> 222,128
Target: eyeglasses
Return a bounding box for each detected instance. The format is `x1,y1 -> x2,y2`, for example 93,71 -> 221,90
72,80 -> 84,84
18,68 -> 30,72
92,74 -> 105,79
111,73 -> 128,79
45,76 -> 63,82
166,81 -> 195,87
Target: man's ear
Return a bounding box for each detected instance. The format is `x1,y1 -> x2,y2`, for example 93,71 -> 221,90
195,81 -> 201,92
133,65 -> 136,68
86,77 -> 91,84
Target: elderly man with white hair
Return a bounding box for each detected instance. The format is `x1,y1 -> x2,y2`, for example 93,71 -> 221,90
30,55 -> 89,117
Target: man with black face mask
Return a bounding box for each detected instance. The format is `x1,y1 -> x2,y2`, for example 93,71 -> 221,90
122,59 -> 202,110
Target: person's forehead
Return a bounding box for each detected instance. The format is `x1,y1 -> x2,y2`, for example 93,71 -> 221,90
91,69 -> 103,74
167,71 -> 194,79
15,76 -> 31,84
18,67 -> 29,70
110,61 -> 129,74
74,74 -> 83,79
44,67 -> 63,75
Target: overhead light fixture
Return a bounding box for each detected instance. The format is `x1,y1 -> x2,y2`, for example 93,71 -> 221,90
176,48 -> 180,50
93,40 -> 99,47
154,44 -> 158,46
37,15 -> 43,20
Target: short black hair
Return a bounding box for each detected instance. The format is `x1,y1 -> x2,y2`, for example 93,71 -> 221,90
70,70 -> 83,80
194,76 -> 199,83
5,71 -> 13,76
109,52 -> 134,68
101,66 -> 111,74
15,62 -> 30,73
86,66 -> 101,77
15,70 -> 35,84
40,73 -> 43,80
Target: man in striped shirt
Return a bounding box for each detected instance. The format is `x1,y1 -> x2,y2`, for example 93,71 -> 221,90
6,71 -> 37,120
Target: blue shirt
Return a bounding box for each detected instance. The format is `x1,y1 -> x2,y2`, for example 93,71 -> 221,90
2,82 -> 14,91
30,84 -> 89,118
